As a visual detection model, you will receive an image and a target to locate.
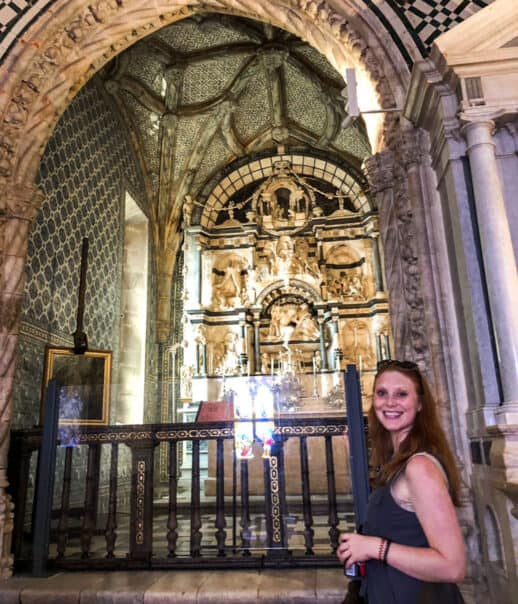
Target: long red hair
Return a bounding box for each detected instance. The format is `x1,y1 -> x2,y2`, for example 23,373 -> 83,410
368,362 -> 462,507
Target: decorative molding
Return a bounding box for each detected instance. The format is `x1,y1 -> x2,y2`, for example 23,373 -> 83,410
268,455 -> 282,543
135,460 -> 145,545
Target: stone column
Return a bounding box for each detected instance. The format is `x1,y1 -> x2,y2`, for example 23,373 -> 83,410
318,317 -> 328,370
331,311 -> 342,370
462,116 -> 518,419
253,313 -> 261,374
375,334 -> 383,362
370,233 -> 384,292
0,181 -> 43,577
239,320 -> 248,376
183,227 -> 202,309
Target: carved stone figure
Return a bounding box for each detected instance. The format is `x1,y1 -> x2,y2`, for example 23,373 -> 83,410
314,350 -> 322,371
346,274 -> 365,299
276,235 -> 294,277
211,255 -> 247,309
261,351 -> 269,374
180,364 -> 194,399
292,304 -> 319,340
267,301 -> 318,342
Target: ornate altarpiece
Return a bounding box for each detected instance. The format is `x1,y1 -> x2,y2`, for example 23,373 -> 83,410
178,157 -> 391,494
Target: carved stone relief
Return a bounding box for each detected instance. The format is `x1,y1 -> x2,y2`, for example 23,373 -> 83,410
251,160 -> 315,235
210,253 -> 249,310
324,244 -> 368,301
206,326 -> 240,375
364,139 -> 428,364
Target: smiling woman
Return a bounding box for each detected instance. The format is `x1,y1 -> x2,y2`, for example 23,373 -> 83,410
337,361 -> 465,604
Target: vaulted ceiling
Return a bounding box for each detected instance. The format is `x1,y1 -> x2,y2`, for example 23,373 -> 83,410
101,13 -> 372,240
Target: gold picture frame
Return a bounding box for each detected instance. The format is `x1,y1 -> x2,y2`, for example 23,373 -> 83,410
41,347 -> 111,425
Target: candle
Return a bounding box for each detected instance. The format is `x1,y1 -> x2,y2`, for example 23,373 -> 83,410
312,356 -> 316,375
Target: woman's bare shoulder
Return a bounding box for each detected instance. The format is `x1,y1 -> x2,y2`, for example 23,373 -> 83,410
405,453 -> 448,485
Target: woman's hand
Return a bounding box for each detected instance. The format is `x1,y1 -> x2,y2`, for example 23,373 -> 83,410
337,532 -> 380,568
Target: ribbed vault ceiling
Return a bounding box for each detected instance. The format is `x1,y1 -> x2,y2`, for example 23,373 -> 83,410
101,14 -> 372,241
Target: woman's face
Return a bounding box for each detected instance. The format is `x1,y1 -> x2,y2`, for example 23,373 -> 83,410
373,370 -> 421,450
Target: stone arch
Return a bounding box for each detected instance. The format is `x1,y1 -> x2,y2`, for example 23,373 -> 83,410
325,243 -> 362,264
0,0 -> 411,577
256,278 -> 322,310
0,0 -> 406,192
199,152 -> 371,229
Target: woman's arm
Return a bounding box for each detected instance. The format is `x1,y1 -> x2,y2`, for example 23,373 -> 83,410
337,456 -> 466,583
386,454 -> 465,582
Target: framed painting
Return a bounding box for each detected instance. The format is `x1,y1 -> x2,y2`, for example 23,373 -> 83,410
41,347 -> 111,425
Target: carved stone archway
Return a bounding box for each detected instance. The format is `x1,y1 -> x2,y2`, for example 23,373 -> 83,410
0,0 -> 410,577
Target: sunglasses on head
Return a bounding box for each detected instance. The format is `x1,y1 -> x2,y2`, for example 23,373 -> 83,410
376,359 -> 418,372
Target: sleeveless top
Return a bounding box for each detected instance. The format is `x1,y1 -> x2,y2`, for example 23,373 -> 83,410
360,453 -> 443,604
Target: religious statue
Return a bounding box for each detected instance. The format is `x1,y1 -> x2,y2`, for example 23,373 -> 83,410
211,255 -> 247,309
261,351 -> 269,374
180,364 -> 194,399
346,273 -> 365,299
314,350 -> 322,371
276,235 -> 294,277
292,304 -> 319,340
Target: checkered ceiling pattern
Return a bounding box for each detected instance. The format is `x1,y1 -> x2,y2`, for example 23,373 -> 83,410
0,0 -> 492,64
387,0 -> 491,51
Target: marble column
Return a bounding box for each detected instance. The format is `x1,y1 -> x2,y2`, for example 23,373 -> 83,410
0,181 -> 43,577
201,343 -> 207,376
375,334 -> 383,362
383,334 -> 391,360
183,227 -> 202,309
239,321 -> 248,375
462,117 -> 518,418
331,315 -> 342,370
318,318 -> 328,370
253,315 -> 261,374
370,234 -> 384,292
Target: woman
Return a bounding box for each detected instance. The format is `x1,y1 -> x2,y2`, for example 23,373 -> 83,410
337,360 -> 466,603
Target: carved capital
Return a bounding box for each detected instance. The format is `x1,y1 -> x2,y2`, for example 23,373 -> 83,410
363,151 -> 395,194
398,129 -> 427,168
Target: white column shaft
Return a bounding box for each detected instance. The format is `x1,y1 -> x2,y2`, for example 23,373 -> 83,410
464,120 -> 518,402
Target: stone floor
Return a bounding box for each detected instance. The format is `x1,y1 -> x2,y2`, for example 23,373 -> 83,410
0,568 -> 349,603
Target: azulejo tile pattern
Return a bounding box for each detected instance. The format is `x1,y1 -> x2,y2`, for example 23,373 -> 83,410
13,78 -> 146,427
0,0 -> 492,64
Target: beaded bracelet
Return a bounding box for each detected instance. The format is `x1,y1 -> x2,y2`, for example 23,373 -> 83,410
383,539 -> 392,565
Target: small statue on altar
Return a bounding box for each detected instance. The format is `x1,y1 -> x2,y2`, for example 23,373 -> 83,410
180,364 -> 194,399
314,350 -> 322,371
261,351 -> 269,374
293,304 -> 319,340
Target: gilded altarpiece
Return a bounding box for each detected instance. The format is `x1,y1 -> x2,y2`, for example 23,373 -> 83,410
179,157 -> 391,495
